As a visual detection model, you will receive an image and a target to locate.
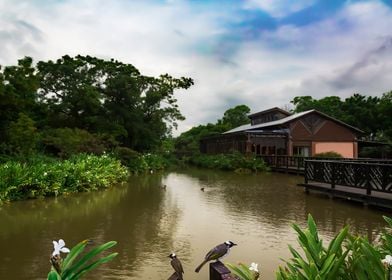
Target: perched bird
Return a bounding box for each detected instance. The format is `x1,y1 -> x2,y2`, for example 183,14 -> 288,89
200,187 -> 205,191
162,184 -> 167,190
195,240 -> 237,273
168,253 -> 184,280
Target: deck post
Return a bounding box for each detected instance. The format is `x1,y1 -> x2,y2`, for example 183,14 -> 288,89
210,261 -> 237,280
304,160 -> 308,184
366,169 -> 372,195
331,163 -> 336,189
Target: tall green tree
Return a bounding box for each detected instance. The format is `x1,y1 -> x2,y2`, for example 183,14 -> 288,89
217,104 -> 250,130
0,57 -> 41,143
37,55 -> 193,151
175,105 -> 251,155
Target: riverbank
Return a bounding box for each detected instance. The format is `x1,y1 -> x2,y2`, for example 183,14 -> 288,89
0,154 -> 129,202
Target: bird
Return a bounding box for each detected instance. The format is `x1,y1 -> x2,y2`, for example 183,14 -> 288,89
195,240 -> 237,273
200,187 -> 205,191
162,184 -> 167,190
168,253 -> 184,280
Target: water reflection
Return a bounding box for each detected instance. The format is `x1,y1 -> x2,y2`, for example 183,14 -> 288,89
0,168 -> 388,279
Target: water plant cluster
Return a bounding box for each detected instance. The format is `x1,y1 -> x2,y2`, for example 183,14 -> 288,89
189,152 -> 269,173
48,239 -> 117,280
114,147 -> 171,174
227,215 -> 392,280
0,154 -> 128,202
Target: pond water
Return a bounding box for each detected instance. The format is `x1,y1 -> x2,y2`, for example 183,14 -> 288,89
0,168 -> 388,279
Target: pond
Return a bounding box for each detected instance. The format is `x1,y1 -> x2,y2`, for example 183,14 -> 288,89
0,168 -> 388,279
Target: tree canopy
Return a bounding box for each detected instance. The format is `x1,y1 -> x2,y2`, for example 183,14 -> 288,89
174,104 -> 250,155
0,55 -> 193,157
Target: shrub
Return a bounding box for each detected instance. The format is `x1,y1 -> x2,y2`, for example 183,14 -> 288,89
313,151 -> 343,158
0,154 -> 128,202
42,128 -> 109,158
190,152 -> 268,172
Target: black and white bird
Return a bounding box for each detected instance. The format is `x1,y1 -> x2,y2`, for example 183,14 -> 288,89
168,253 -> 184,280
195,240 -> 237,273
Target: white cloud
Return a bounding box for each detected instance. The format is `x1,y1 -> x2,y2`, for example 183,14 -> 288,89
0,0 -> 391,136
244,0 -> 316,18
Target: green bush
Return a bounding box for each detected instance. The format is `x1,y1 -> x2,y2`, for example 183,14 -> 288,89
0,154 -> 129,202
313,151 -> 343,158
190,152 -> 268,172
113,147 -> 170,174
42,128 -> 111,158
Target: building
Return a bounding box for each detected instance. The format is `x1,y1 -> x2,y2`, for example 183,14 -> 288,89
200,107 -> 364,158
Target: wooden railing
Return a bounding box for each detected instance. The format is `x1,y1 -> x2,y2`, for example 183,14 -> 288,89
304,160 -> 392,195
259,155 -> 392,174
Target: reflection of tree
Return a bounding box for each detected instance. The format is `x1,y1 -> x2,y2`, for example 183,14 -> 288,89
0,174 -> 181,279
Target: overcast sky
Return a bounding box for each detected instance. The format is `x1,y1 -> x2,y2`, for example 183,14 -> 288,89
1,0 -> 392,135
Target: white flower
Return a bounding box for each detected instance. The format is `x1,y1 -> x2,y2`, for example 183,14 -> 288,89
382,255 -> 392,266
249,262 -> 259,272
52,239 -> 70,256
44,172 -> 48,176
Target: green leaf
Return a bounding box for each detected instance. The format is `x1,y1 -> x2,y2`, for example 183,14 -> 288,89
62,241 -> 117,279
62,240 -> 88,273
70,252 -> 118,280
47,270 -> 61,280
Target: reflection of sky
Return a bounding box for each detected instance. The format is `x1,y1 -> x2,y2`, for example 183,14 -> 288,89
1,0 -> 392,134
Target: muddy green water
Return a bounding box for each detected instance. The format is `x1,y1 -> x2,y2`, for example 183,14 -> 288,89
0,168 -> 388,279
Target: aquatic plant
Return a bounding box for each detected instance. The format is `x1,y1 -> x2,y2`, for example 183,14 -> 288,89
190,152 -> 268,172
226,262 -> 260,280
48,239 -> 117,280
0,154 -> 129,202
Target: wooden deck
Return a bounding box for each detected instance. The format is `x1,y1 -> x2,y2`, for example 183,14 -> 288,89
260,156 -> 392,208
299,182 -> 392,209
301,159 -> 392,209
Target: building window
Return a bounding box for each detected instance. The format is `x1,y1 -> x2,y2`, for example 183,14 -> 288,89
293,146 -> 310,157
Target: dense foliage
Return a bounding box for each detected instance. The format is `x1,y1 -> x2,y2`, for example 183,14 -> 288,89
0,56 -> 193,157
174,105 -> 250,155
0,154 -> 128,202
313,151 -> 343,158
276,214 -> 392,279
190,152 -> 268,173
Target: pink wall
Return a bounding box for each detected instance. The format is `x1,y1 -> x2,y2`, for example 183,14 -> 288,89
314,142 -> 354,158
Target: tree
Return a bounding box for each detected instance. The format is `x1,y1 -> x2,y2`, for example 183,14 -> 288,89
37,55 -> 193,151
175,105 -> 251,155
8,113 -> 39,155
217,104 -> 250,130
0,57 -> 41,143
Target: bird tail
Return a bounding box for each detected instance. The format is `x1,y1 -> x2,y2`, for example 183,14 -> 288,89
195,260 -> 208,273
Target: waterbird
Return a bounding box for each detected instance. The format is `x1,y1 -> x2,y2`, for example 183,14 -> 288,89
162,184 -> 167,190
200,187 -> 205,191
168,253 -> 184,280
195,240 -> 237,273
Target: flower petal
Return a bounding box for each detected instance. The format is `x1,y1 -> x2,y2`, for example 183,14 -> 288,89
58,239 -> 65,248
60,247 -> 70,254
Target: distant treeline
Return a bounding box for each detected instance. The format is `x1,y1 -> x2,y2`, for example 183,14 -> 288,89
174,93 -> 392,156
0,55 -> 193,159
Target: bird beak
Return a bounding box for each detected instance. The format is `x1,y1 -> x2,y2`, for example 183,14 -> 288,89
233,243 -> 237,246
